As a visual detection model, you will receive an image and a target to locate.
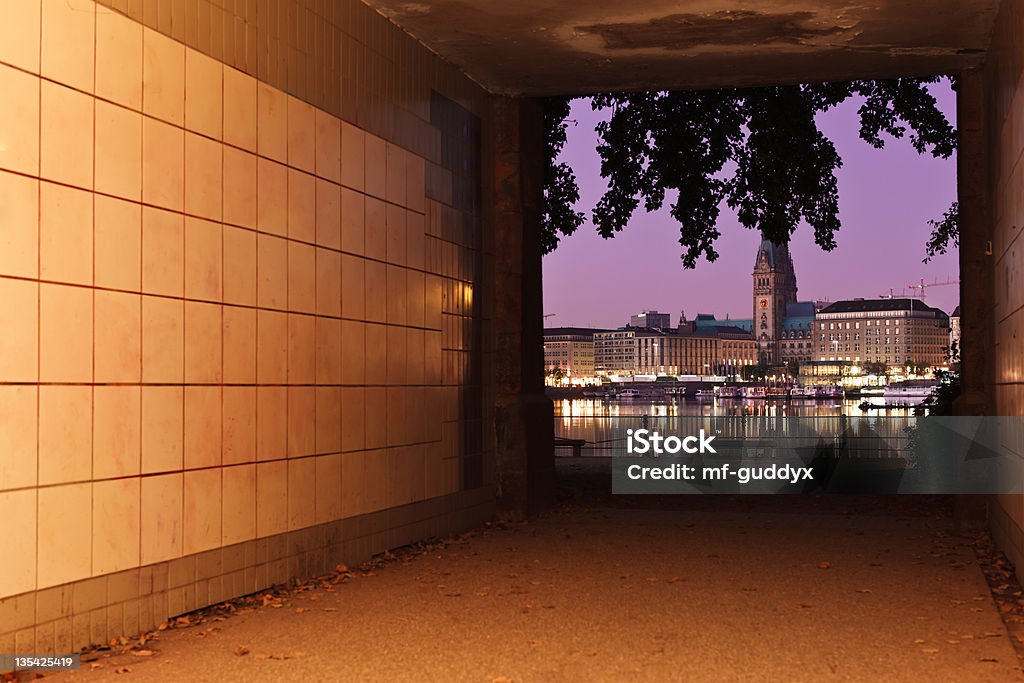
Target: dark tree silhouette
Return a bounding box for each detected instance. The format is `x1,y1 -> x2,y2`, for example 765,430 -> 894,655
542,78 -> 959,267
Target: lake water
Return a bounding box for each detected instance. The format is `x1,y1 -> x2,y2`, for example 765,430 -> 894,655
553,397 -> 918,456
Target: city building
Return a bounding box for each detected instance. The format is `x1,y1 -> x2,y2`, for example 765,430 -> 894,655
543,328 -> 604,380
594,328 -> 639,376
629,310 -> 671,329
814,298 -> 951,369
950,304 -> 961,357
751,239 -> 819,366
633,323 -> 757,377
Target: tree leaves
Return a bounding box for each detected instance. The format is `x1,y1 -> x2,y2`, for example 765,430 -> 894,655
542,77 -> 958,268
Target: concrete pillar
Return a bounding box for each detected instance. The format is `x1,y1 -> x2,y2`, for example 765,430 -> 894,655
489,97 -> 554,517
954,67 -> 995,530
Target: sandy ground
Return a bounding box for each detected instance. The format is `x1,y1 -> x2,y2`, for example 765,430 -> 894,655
40,459 -> 1022,682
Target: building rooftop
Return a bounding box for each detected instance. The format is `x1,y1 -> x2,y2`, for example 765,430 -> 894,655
543,327 -> 610,337
818,298 -> 948,317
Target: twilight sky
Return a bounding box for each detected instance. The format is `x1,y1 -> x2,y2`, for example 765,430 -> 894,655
542,84 -> 960,329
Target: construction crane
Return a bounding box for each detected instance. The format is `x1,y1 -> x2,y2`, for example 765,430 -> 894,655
907,277 -> 960,300
542,313 -> 556,320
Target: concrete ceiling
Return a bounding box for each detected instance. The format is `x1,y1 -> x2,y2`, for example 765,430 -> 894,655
364,1 -> 1001,95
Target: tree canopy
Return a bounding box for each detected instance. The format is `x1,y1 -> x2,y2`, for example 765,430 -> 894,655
542,78 -> 959,268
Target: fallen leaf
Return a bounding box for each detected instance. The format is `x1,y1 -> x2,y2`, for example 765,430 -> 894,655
130,649 -> 154,657
115,667 -> 132,674
817,562 -> 832,570
234,646 -> 250,657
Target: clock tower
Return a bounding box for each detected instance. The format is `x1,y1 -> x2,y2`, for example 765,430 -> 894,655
752,237 -> 798,365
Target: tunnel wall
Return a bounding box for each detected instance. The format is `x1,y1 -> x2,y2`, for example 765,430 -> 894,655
0,0 -> 497,654
985,0 -> 1024,567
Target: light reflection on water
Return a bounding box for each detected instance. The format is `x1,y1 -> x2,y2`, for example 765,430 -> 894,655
553,398 -> 918,455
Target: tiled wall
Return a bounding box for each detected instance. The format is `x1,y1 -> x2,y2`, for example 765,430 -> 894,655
0,0 -> 494,654
987,0 -> 1024,566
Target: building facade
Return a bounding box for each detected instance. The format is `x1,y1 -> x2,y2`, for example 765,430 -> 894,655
594,329 -> 639,376
814,298 -> 951,369
634,324 -> 757,376
543,327 -> 603,378
630,310 -> 671,329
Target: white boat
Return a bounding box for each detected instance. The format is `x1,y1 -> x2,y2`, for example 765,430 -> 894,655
617,389 -> 639,398
815,385 -> 844,399
883,383 -> 936,404
741,386 -> 766,399
714,386 -> 741,399
694,389 -> 716,401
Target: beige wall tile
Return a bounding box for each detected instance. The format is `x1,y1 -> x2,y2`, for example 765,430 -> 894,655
0,65 -> 39,175
315,318 -> 341,386
40,283 -> 92,383
287,314 -> 315,385
315,453 -> 341,523
0,490 -> 36,598
41,0 -> 94,92
184,301 -> 223,384
256,83 -> 287,163
185,49 -> 223,139
38,483 -> 91,589
364,388 -> 387,450
223,306 -> 256,384
340,188 -> 364,255
40,182 -> 93,285
93,478 -> 140,576
256,386 -> 286,462
406,212 -> 425,271
141,386 -> 183,474
184,386 -> 222,470
142,117 -> 185,211
96,7 -> 142,109
142,296 -> 184,383
340,387 -> 365,452
385,143 -> 407,207
387,266 -> 407,325
223,67 -> 256,152
315,388 -> 341,455
364,134 -> 386,199
95,196 -> 141,291
223,225 -> 257,306
287,241 -> 316,313
364,260 -> 386,323
385,205 -> 407,266
143,27 -> 184,125
315,179 -> 341,249
287,169 -> 316,243
406,270 -> 425,328
183,468 -> 221,555
256,158 -> 287,236
0,170 -> 39,279
40,81 -> 94,189
185,133 -> 224,221
344,320 -> 369,385
406,328 -> 425,385
95,101 -> 143,201
341,254 -> 365,320
223,387 -> 256,465
222,464 -> 256,545
315,110 -> 341,184
184,217 -> 223,301
94,290 -> 142,383
0,278 -> 38,382
142,206 -> 184,296
407,155 -> 426,214
286,457 -> 315,530
93,385 -> 141,479
340,122 -> 364,192
425,330 -> 442,384
315,248 -> 341,317
256,460 -> 286,537
339,450 -> 365,517
386,325 -> 407,384
0,0 -> 40,73
364,197 -> 386,261
287,387 -> 315,459
257,233 -> 287,309
287,96 -> 315,173
0,386 -> 38,491
256,309 -> 287,384
223,148 -> 257,229
141,473 -> 183,564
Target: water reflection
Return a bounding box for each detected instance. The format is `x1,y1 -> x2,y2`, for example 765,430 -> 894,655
554,398 -> 918,456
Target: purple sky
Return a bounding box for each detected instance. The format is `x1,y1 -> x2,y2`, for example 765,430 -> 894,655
542,85 -> 960,329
